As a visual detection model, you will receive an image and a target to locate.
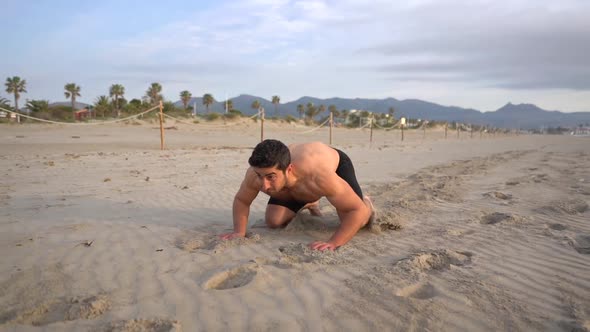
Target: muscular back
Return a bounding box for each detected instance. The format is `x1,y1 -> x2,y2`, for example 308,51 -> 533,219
289,142 -> 338,177
285,142 -> 339,200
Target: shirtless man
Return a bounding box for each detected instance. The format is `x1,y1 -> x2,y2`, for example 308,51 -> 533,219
219,139 -> 373,251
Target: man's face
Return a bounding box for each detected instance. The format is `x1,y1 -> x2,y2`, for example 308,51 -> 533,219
253,165 -> 289,195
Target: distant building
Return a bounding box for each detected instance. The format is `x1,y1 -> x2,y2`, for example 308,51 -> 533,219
74,108 -> 91,121
572,127 -> 590,136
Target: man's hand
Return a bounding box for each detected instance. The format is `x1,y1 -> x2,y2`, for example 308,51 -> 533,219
309,241 -> 338,251
219,232 -> 245,240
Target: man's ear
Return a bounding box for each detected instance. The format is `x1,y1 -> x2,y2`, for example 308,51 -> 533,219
286,163 -> 293,174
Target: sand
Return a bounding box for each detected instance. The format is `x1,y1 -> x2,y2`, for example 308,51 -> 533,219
0,120 -> 589,331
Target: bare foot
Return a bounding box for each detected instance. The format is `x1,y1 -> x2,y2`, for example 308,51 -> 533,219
363,196 -> 376,228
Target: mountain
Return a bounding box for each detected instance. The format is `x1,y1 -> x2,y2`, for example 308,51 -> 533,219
481,103 -> 590,129
174,96 -> 590,129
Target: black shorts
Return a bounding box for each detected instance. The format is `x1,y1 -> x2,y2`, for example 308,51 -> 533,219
268,148 -> 363,213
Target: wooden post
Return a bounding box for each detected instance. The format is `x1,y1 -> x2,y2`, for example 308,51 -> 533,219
470,125 -> 473,138
457,124 -> 460,139
329,111 -> 333,145
423,121 -> 426,139
369,115 -> 373,146
260,107 -> 265,142
445,122 -> 448,139
159,101 -> 165,150
401,124 -> 404,142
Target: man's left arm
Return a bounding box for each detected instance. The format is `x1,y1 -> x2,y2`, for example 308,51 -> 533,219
309,175 -> 369,251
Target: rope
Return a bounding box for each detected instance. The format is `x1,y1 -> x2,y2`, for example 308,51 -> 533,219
373,119 -> 401,131
300,117 -> 330,134
0,105 -> 160,125
163,110 -> 261,128
162,113 -> 199,126
356,120 -> 371,130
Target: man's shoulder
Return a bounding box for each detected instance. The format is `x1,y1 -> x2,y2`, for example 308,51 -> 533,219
290,141 -> 329,155
242,167 -> 259,184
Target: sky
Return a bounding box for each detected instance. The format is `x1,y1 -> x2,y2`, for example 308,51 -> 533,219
1,0 -> 589,112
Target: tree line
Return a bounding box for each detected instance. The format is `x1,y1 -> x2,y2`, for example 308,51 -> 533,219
3,76 -> 398,127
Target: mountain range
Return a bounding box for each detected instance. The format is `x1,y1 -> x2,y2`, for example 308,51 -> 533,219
175,95 -> 590,130
44,96 -> 589,130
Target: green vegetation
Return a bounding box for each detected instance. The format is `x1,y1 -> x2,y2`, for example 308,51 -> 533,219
224,109 -> 242,119
204,112 -> 221,121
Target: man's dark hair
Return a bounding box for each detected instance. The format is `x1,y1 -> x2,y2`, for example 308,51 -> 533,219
248,139 -> 291,170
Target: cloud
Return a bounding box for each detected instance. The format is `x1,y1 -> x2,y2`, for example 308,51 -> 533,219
361,1 -> 590,90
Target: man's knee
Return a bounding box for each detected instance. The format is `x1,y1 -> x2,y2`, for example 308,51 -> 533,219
265,217 -> 285,228
265,206 -> 296,228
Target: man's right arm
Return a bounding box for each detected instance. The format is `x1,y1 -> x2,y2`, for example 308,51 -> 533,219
220,169 -> 259,240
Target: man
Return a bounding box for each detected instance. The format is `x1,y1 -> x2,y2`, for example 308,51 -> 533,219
219,139 -> 374,251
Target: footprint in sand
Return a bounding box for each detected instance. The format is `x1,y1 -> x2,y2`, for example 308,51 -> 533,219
175,231 -> 261,253
480,212 -> 525,225
447,229 -> 476,236
548,223 -> 567,231
570,235 -> 590,254
395,249 -> 472,272
1,295 -> 109,326
203,264 -> 258,290
483,191 -> 512,201
102,318 -> 181,332
556,320 -> 588,332
530,173 -> 550,183
395,282 -> 438,300
540,199 -> 588,215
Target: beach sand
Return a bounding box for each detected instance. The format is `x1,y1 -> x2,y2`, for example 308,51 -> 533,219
0,120 -> 589,331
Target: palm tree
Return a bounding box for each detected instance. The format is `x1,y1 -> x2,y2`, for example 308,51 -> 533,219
305,102 -> 317,122
318,104 -> 326,118
5,76 -> 27,116
180,90 -> 192,110
388,106 -> 395,119
109,84 -> 125,117
251,100 -> 261,113
146,83 -> 163,106
328,105 -> 338,122
202,93 -> 214,113
0,97 -> 10,108
222,99 -> 234,112
64,83 -> 81,120
271,95 -> 280,116
94,95 -> 110,119
297,104 -> 304,119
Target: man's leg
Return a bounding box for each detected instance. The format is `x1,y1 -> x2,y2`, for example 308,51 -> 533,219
265,204 -> 297,228
334,148 -> 374,226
